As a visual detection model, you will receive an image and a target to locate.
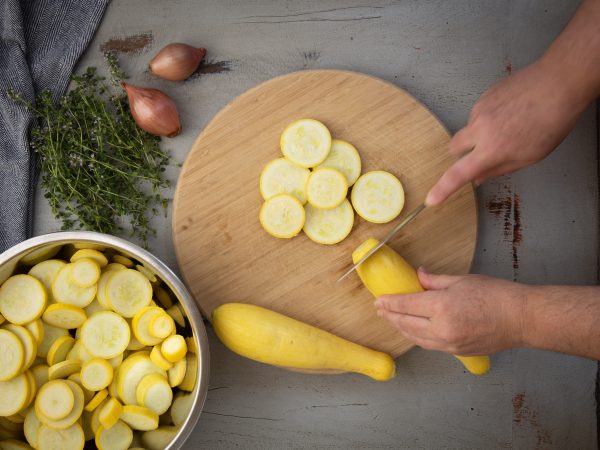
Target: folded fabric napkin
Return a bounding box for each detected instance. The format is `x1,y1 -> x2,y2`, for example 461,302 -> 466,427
0,0 -> 109,253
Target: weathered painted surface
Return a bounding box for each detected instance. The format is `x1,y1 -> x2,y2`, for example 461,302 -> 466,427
32,1 -> 598,448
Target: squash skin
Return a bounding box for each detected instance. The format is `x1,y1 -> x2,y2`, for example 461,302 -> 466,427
212,303 -> 396,381
352,238 -> 490,376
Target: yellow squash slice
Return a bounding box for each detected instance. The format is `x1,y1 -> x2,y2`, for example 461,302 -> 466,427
111,255 -> 134,268
259,194 -> 305,239
36,380 -> 83,430
141,426 -> 178,450
259,158 -> 310,204
30,364 -> 49,391
70,249 -> 108,268
98,397 -> 122,430
43,303 -> 87,329
4,324 -> 36,372
306,168 -> 348,210
120,405 -> 159,431
153,286 -> 173,309
0,329 -> 25,380
303,199 -> 354,245
52,265 -> 97,308
167,357 -> 186,388
179,353 -> 197,392
48,359 -> 81,380
117,353 -> 166,405
69,258 -> 101,288
0,274 -> 47,324
80,311 -> 130,359
148,313 -> 175,339
46,335 -> 75,366
25,319 -> 44,345
37,323 -> 68,359
350,171 -> 405,223
95,420 -> 132,450
23,408 -> 40,448
106,269 -> 152,318
150,346 -> 173,371
28,259 -> 66,304
170,392 -> 193,426
166,305 -> 185,328
37,422 -> 85,450
35,380 -> 74,421
0,373 -> 29,416
132,307 -> 165,346
280,119 -> 331,168
84,389 -> 108,413
160,335 -> 187,363
81,358 -> 113,391
135,373 -> 172,415
316,139 -> 362,186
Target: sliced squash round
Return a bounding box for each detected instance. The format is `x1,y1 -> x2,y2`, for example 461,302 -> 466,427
52,265 -> 96,308
4,324 -> 36,372
70,249 -> 108,268
35,380 -> 74,421
23,408 -> 40,448
106,269 -> 152,318
317,139 -> 362,186
37,323 -> 69,359
167,357 -> 186,388
132,307 -> 164,346
259,158 -> 310,204
303,199 -> 354,245
84,388 -> 108,413
351,170 -> 405,223
36,380 -> 84,430
259,194 -> 305,239
81,358 -> 113,391
117,353 -> 165,406
0,329 -> 25,381
43,303 -> 87,329
160,334 -> 187,363
148,313 -> 175,340
179,353 -> 198,392
69,258 -> 101,288
25,320 -> 44,345
0,373 -> 30,416
31,364 -> 49,391
150,346 -> 173,371
0,274 -> 47,324
280,119 -> 331,168
306,168 -> 348,210
135,373 -> 172,415
37,422 -> 84,450
95,420 -> 132,450
28,259 -> 66,304
80,311 -> 130,359
111,255 -> 134,268
48,359 -> 81,380
170,392 -> 194,427
120,405 -> 159,431
98,397 -> 123,430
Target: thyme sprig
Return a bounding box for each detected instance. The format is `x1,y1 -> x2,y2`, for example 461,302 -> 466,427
9,53 -> 170,247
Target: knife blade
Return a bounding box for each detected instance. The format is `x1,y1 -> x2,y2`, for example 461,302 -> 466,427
337,202 -> 427,282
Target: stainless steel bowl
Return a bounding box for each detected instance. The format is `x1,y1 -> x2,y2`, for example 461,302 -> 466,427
0,231 -> 209,450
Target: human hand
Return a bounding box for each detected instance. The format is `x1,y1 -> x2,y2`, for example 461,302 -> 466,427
375,270 -> 529,356
425,61 -> 585,206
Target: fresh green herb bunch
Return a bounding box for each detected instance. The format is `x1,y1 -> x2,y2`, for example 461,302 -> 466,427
9,53 -> 171,247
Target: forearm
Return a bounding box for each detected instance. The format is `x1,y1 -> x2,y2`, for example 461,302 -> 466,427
522,284 -> 600,359
536,0 -> 600,110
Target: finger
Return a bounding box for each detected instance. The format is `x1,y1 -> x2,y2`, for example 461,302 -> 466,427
376,292 -> 434,317
417,268 -> 462,291
448,127 -> 475,156
425,151 -> 494,206
377,309 -> 433,340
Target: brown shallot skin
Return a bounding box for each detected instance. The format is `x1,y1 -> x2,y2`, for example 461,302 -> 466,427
121,83 -> 182,137
149,43 -> 206,81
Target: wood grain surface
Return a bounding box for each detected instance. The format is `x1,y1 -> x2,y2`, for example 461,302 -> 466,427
173,70 -> 476,358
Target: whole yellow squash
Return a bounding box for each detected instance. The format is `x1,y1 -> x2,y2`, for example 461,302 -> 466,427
212,303 -> 396,381
353,238 -> 490,376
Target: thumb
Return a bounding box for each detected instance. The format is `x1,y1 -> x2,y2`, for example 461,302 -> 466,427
417,267 -> 461,291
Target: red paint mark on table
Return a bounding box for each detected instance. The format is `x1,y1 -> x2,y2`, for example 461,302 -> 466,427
512,392 -> 552,449
485,186 -> 522,280
505,62 -> 513,75
101,32 -> 154,54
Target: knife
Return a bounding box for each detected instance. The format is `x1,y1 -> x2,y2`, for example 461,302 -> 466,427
337,202 -> 427,282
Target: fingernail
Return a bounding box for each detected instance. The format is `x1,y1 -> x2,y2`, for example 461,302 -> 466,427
374,300 -> 381,308
417,266 -> 426,273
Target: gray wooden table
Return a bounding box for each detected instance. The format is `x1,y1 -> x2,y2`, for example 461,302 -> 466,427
33,1 -> 599,448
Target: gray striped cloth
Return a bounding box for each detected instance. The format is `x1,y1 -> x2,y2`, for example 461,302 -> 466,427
0,0 -> 108,253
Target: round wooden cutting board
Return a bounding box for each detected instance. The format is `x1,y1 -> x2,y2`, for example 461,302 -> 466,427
173,70 -> 476,359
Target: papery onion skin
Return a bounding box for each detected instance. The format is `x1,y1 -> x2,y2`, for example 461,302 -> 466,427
149,43 -> 206,81
122,83 -> 182,137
